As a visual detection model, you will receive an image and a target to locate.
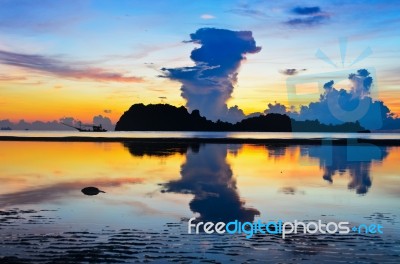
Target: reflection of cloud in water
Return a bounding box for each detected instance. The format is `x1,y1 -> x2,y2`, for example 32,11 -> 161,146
265,145 -> 287,159
0,178 -> 142,207
227,144 -> 243,157
162,144 -> 259,222
265,143 -> 389,195
306,144 -> 389,194
278,186 -> 306,195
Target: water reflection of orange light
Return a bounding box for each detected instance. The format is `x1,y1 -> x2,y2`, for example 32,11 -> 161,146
228,144 -> 323,189
0,141 -> 185,196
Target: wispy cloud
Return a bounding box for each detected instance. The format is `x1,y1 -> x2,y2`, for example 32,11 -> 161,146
279,68 -> 307,75
285,5 -> 329,27
0,74 -> 27,81
291,6 -> 321,15
228,3 -> 268,19
286,15 -> 328,26
0,50 -> 143,83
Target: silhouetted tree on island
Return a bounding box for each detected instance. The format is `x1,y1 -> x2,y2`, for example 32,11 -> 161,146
235,114 -> 291,132
115,103 -> 368,132
115,104 -> 229,131
291,119 -> 367,132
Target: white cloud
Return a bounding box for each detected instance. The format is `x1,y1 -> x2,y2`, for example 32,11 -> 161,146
200,14 -> 215,20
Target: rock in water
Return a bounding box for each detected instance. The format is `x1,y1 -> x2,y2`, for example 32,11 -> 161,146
81,187 -> 105,196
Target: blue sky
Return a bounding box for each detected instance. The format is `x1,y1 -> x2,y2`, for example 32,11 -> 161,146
0,0 -> 399,124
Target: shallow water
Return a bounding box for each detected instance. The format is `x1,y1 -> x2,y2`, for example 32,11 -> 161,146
0,141 -> 399,263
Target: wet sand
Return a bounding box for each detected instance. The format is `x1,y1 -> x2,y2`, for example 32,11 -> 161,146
1,209 -> 399,263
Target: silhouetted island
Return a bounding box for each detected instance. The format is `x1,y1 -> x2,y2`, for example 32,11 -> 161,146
115,103 -> 368,132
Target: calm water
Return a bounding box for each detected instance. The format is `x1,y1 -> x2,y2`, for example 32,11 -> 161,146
0,139 -> 399,263
1,130 -> 400,140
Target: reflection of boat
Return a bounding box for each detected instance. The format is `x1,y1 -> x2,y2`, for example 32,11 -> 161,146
61,122 -> 107,132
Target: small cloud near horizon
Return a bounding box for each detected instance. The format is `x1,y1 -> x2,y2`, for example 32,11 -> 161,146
280,68 -> 307,75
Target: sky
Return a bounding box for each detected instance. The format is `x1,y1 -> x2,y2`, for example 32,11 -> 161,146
0,0 -> 399,125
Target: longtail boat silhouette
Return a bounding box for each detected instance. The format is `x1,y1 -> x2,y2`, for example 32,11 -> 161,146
61,121 -> 107,132
81,187 -> 106,196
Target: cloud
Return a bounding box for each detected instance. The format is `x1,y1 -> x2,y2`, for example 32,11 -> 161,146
0,50 -> 143,83
278,187 -> 297,195
286,15 -> 328,26
93,115 -> 114,131
285,6 -> 329,27
291,6 -> 321,15
229,8 -> 267,19
162,28 -> 261,123
280,68 -> 307,76
228,3 -> 267,19
269,69 -> 400,130
0,119 -> 72,131
103,109 -> 112,114
265,102 -> 287,115
1,115 -> 115,131
0,74 -> 27,81
200,14 -> 215,20
292,70 -> 384,129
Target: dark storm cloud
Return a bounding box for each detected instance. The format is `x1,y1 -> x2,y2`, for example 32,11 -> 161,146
162,28 -> 261,123
291,6 -> 321,15
0,50 -> 143,83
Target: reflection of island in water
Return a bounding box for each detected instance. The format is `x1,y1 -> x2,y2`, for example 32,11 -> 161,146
123,142 -> 260,222
123,142 -> 390,222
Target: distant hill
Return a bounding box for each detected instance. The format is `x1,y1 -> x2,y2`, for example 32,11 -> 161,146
115,104 -> 226,131
115,103 -> 367,132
